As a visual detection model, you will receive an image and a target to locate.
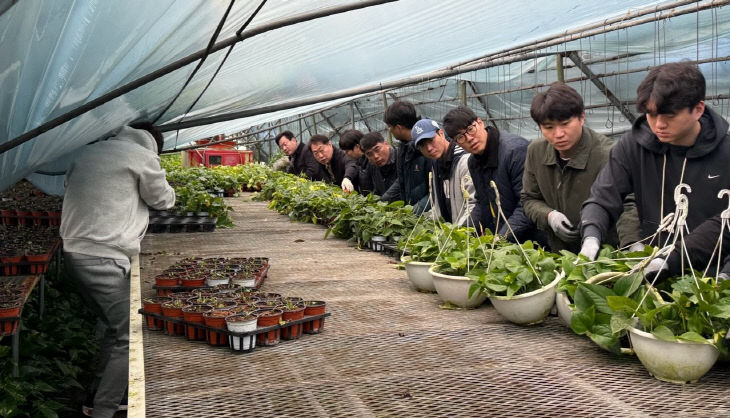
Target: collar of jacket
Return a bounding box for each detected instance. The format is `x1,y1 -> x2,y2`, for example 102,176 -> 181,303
291,141 -> 305,159
541,126 -> 595,170
436,141 -> 457,180
630,106 -> 727,158
473,126 -> 500,167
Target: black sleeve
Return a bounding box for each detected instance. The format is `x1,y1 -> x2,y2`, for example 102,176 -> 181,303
666,215 -> 730,276
580,135 -> 634,242
302,149 -> 325,181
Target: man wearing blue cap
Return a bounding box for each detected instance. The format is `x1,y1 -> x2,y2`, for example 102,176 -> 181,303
443,106 -> 536,241
412,119 -> 476,226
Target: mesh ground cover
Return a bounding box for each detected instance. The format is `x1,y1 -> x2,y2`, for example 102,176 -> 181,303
139,195 -> 730,417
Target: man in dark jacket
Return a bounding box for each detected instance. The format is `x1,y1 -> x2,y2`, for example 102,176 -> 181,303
275,130 -> 323,181
339,129 -> 372,194
580,62 -> 730,265
381,100 -> 430,213
443,106 -> 534,241
412,118 -> 475,226
360,132 -> 398,197
523,83 -> 640,253
309,134 -> 358,192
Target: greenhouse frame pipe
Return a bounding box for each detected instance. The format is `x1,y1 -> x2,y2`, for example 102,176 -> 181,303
446,0 -> 720,70
157,51 -> 558,132
0,0 -> 397,155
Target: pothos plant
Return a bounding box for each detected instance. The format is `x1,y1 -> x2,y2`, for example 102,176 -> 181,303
558,244 -> 653,301
607,273 -> 730,356
467,241 -> 559,299
569,272 -> 648,354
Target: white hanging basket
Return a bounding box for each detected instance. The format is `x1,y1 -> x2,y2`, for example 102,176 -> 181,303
628,326 -> 719,384
403,259 -> 436,292
488,272 -> 562,325
428,266 -> 486,308
555,290 -> 573,327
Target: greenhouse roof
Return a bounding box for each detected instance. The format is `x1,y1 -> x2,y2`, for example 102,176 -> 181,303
1,0 -> 727,194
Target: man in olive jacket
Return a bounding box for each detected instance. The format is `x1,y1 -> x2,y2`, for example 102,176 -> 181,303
522,83 -> 640,253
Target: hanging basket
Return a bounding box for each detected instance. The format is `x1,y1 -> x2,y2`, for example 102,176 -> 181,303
628,326 -> 719,384
402,258 -> 436,292
428,266 -> 486,309
488,272 -> 562,325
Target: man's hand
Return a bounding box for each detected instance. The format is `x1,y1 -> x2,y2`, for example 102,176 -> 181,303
628,242 -> 646,253
643,257 -> 669,283
341,178 -> 354,193
579,236 -> 600,261
547,211 -> 579,242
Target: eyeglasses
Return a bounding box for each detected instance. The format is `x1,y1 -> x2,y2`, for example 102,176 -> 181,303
453,121 -> 478,144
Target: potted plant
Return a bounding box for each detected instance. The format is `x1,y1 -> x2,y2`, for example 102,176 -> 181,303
280,300 -> 306,340
226,313 -> 258,352
468,241 -> 561,325
0,297 -> 23,335
203,309 -> 232,346
399,223 -> 444,292
161,299 -> 188,336
303,300 -> 327,334
609,274 -> 730,383
255,308 -> 283,347
182,304 -> 213,341
142,297 -> 171,331
429,226 -> 491,309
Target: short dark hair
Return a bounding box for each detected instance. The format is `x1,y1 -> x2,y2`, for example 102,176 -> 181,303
383,100 -> 419,129
339,130 -> 364,151
308,134 -> 330,147
636,62 -> 705,114
275,130 -> 295,147
360,132 -> 385,152
530,83 -> 584,125
443,106 -> 478,139
129,121 -> 164,155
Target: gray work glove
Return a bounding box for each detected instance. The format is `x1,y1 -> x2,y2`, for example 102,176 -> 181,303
643,257 -> 669,283
547,210 -> 580,242
579,236 -> 600,261
718,272 -> 729,282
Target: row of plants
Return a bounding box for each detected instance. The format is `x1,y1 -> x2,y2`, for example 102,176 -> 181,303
0,226 -> 60,275
254,169 -> 419,246
153,256 -> 270,294
0,265 -> 99,417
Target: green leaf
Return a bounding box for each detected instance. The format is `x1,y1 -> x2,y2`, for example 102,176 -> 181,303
586,330 -> 621,354
570,305 -> 595,335
613,273 -> 643,297
610,313 -> 634,334
676,331 -> 711,344
651,325 -> 676,342
606,295 -> 638,314
574,283 -> 615,314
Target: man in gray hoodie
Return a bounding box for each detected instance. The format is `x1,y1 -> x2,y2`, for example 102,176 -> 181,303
61,122 -> 175,418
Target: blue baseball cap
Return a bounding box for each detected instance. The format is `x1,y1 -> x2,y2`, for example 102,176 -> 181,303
411,119 -> 441,146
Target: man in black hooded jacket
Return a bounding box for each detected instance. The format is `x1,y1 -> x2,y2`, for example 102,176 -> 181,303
580,62 -> 730,271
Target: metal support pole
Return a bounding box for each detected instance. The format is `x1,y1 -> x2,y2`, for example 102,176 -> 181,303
460,81 -> 467,106
311,115 -> 317,135
350,101 -> 355,129
39,274 -> 45,319
12,324 -> 19,377
382,91 -> 391,143
466,81 -> 498,129
556,53 -> 564,82
567,51 -> 636,123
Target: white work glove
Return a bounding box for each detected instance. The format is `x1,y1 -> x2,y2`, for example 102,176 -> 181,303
643,257 -> 668,280
547,210 -> 579,242
718,272 -> 729,282
579,236 -> 600,261
628,242 -> 646,253
341,178 -> 354,193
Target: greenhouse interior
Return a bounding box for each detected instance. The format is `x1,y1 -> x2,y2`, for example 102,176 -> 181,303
2,0 -> 730,416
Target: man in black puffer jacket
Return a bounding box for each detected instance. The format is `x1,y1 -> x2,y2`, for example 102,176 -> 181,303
309,135 -> 358,192
580,62 -> 730,268
443,106 -> 536,242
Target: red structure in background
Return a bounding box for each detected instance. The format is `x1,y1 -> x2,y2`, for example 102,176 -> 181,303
186,134 -> 254,167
